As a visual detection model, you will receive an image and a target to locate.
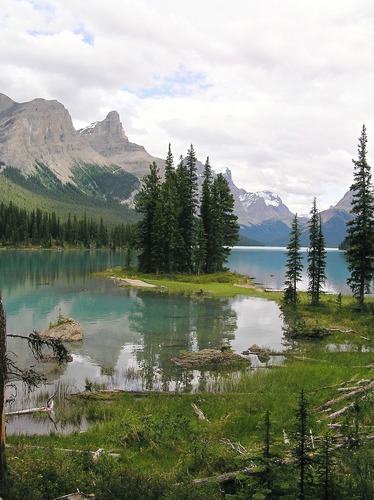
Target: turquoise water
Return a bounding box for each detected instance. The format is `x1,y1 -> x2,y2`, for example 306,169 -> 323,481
1,249 -> 287,434
228,246 -> 352,294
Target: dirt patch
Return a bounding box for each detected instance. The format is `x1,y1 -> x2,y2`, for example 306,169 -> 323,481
171,349 -> 250,369
114,278 -> 158,288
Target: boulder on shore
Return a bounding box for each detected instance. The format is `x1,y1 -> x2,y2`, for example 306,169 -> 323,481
37,318 -> 83,342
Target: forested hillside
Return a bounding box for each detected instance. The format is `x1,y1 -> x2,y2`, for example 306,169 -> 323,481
0,201 -> 135,249
0,168 -> 140,228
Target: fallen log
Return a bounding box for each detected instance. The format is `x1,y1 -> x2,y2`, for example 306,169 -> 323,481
329,404 -> 353,419
327,328 -> 355,333
220,438 -> 247,456
191,466 -> 258,485
316,380 -> 374,411
6,406 -> 52,416
337,386 -> 360,392
6,394 -> 55,416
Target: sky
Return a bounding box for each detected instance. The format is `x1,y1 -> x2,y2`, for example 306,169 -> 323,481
1,0 -> 374,214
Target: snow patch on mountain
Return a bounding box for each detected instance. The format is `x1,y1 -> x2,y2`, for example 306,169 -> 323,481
79,122 -> 99,136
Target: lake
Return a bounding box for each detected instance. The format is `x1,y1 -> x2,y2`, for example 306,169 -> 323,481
0,247 -> 353,433
228,246 -> 352,294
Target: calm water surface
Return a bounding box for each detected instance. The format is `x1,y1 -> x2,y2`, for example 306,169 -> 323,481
228,246 -> 352,294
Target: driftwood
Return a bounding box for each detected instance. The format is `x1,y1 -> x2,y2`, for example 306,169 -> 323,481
329,404 -> 353,419
316,380 -> 374,411
6,395 -> 54,416
283,429 -> 290,445
326,328 -> 354,333
220,438 -> 247,456
360,336 -> 370,341
191,466 -> 258,485
191,403 -> 207,420
6,406 -> 52,416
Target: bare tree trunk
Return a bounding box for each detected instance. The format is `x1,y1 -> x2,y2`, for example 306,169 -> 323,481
0,294 -> 8,485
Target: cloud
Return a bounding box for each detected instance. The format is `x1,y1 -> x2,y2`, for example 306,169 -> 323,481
1,0 -> 374,213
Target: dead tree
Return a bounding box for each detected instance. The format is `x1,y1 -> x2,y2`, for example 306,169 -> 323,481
0,294 -> 69,487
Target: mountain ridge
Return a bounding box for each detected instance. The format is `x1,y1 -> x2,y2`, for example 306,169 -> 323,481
0,92 -> 353,246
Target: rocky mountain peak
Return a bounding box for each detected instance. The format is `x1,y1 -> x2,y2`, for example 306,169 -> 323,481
221,168 -> 293,226
79,110 -> 163,179
80,110 -> 125,139
0,94 -> 106,179
0,93 -> 15,113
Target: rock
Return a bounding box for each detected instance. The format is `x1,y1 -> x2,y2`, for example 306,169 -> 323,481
171,349 -> 250,369
37,318 -> 83,342
248,344 -> 263,354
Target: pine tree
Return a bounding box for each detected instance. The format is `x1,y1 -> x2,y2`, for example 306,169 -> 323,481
293,389 -> 313,500
160,145 -> 182,273
175,147 -> 198,273
307,198 -> 326,306
184,145 -> 199,272
284,214 -> 303,308
135,162 -> 162,273
209,173 -> 239,272
346,125 -> 374,311
200,157 -> 214,272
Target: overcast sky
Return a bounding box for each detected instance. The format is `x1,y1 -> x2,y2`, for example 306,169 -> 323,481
1,0 -> 374,214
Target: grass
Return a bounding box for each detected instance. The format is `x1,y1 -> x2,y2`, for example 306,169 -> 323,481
96,267 -> 282,300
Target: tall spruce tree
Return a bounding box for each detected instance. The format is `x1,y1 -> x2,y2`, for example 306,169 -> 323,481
160,145 -> 182,273
135,162 -> 162,273
176,147 -> 198,273
293,390 -> 313,500
307,198 -> 326,306
284,214 -> 303,308
209,173 -> 239,272
200,157 -> 214,272
346,125 -> 374,311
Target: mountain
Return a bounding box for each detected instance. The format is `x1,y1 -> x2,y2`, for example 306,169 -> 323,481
0,93 -> 163,224
0,93 -> 106,179
220,167 -> 300,245
0,92 -> 353,245
220,167 -> 352,247
295,191 -> 353,248
78,110 -> 163,180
